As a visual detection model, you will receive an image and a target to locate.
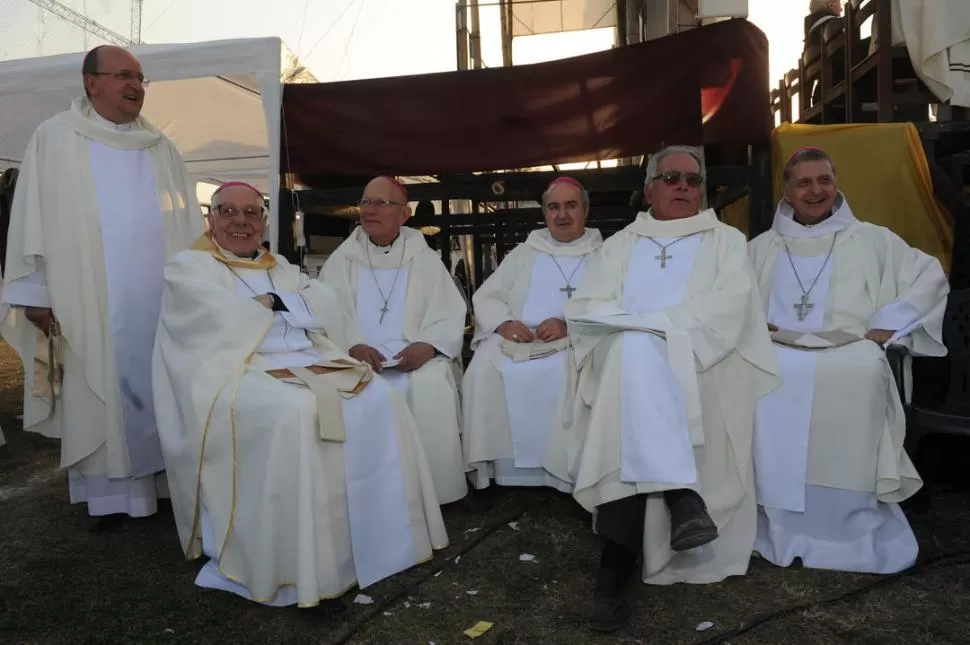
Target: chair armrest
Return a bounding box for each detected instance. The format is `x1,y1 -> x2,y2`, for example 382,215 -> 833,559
886,343 -> 909,400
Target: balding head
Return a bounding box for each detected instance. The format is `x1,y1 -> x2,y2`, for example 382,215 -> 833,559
358,176 -> 411,246
82,45 -> 146,124
542,177 -> 589,243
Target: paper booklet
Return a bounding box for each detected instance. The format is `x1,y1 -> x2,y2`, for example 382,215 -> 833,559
569,305 -> 665,335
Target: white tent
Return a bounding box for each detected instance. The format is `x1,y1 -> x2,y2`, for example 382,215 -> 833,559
0,37 -> 284,250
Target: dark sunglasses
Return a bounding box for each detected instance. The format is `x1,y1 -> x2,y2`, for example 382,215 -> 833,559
652,170 -> 704,187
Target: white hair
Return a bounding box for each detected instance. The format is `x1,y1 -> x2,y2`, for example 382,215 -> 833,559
644,145 -> 705,185
809,0 -> 832,12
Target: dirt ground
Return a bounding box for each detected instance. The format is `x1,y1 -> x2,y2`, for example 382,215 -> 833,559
2,340 -> 970,645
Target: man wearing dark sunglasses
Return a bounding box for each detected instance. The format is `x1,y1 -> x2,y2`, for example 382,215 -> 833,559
564,145 -> 779,631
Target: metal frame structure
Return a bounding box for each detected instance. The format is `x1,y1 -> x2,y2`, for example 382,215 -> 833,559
278,144 -> 772,290
25,0 -> 143,46
769,0 -> 969,290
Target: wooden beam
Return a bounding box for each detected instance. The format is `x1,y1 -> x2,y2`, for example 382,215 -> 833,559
749,144 -> 774,236
295,165 -> 750,209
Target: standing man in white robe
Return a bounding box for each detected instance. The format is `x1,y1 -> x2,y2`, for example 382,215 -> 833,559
318,176 -> 469,505
1,46 -> 203,527
749,146 -> 949,574
154,182 -> 448,615
565,146 -> 779,632
463,177 -> 603,492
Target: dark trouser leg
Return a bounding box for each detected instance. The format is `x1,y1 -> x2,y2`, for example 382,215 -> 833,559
597,494 -> 647,553
589,495 -> 645,632
664,488 -> 718,552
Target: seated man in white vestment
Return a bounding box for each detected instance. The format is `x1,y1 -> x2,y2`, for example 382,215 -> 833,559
318,176 -> 469,506
748,147 -> 949,574
565,146 -> 779,632
153,182 -> 449,615
1,45 -> 203,527
463,177 -> 603,492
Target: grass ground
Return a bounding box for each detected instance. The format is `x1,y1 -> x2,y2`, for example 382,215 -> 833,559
2,340 -> 970,645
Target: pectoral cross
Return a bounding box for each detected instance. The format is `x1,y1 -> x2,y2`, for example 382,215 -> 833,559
379,302 -> 389,324
560,284 -> 576,298
655,247 -> 672,269
794,294 -> 814,321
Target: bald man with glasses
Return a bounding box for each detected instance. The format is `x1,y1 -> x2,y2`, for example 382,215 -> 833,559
1,44 -> 202,529
316,176 -> 469,506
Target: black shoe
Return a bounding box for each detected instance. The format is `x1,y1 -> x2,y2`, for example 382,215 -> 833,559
301,598 -> 347,621
89,514 -> 127,534
666,490 -> 718,552
588,542 -> 637,632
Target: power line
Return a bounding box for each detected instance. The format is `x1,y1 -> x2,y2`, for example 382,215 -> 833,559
335,0 -> 367,81
302,0 -> 359,62
296,0 -> 310,55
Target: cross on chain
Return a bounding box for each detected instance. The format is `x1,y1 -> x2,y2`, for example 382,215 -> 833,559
793,293 -> 814,321
560,284 -> 576,298
379,303 -> 390,324
655,247 -> 672,269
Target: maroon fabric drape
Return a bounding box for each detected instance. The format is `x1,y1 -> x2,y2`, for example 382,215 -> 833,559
282,19 -> 769,177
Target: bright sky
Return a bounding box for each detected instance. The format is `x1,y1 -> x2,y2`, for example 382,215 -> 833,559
144,0 -> 808,86
0,0 -> 810,89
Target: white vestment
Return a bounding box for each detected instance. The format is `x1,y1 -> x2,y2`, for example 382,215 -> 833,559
463,228 -> 603,492
153,241 -> 448,607
749,194 -> 949,574
1,98 -> 203,516
566,210 -> 779,585
318,226 -> 469,505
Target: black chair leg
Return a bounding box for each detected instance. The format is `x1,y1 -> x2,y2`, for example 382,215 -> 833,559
908,434 -> 942,514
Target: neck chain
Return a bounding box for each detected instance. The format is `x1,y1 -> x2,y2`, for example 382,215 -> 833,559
549,253 -> 588,299
644,232 -> 702,269
366,236 -> 407,324
782,233 -> 838,321
228,265 -> 288,334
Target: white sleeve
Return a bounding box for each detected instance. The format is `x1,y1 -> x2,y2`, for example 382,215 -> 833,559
277,290 -> 324,331
2,258 -> 51,308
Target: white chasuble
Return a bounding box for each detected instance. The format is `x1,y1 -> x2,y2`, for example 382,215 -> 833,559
566,209 -> 780,585
754,248 -> 833,513
0,99 -> 203,517
90,138 -> 167,478
617,236 -> 700,486
356,264 -> 411,395
155,246 -> 448,606
462,228 -> 603,492
318,226 -> 468,506
501,254 -> 586,470
749,194 -> 948,574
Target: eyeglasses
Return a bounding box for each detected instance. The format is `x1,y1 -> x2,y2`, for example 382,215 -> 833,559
653,170 -> 704,187
358,198 -> 406,209
88,71 -> 150,86
214,204 -> 264,221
